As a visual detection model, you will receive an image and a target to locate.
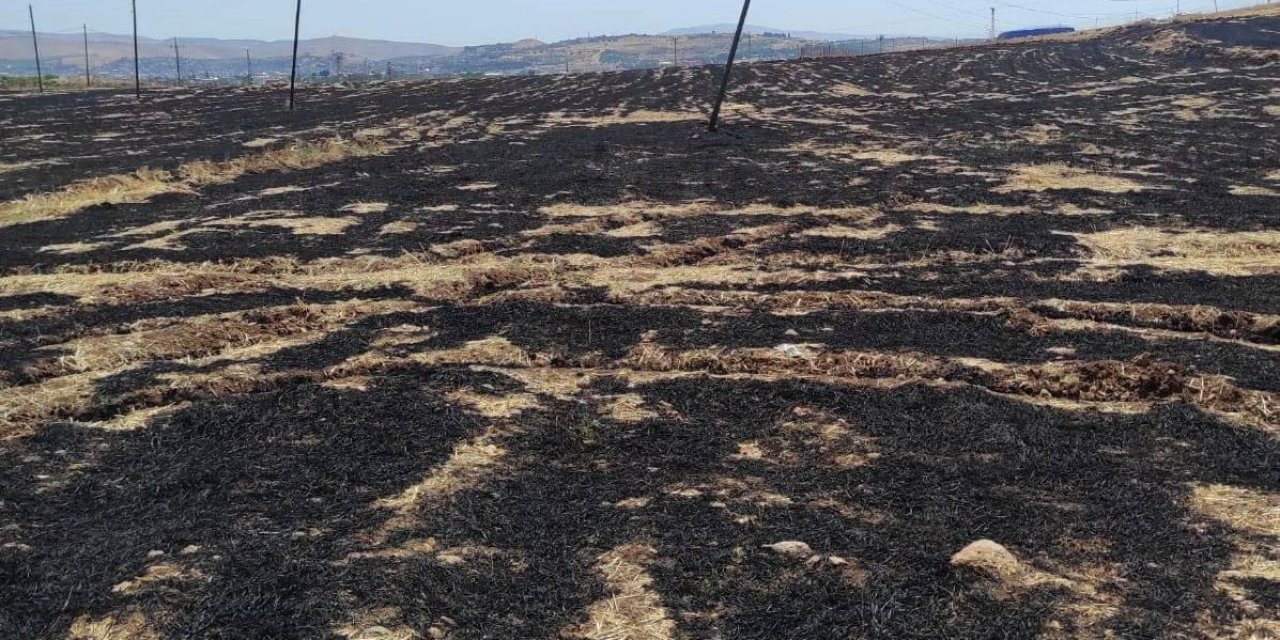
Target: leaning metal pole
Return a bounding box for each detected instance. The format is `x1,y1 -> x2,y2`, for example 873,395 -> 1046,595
132,0 -> 141,98
29,5 -> 43,94
708,0 -> 751,131
289,0 -> 302,111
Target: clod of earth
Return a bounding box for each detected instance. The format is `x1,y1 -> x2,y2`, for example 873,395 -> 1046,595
950,539 -> 1023,579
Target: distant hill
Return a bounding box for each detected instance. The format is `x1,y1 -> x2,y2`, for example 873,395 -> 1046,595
0,30 -> 458,64
0,24 -> 957,80
664,24 -> 865,41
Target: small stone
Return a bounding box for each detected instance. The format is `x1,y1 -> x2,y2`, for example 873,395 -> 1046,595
950,539 -> 1022,578
763,541 -> 814,558
180,545 -> 201,555
354,626 -> 392,640
428,626 -> 448,639
774,344 -> 808,358
828,556 -> 850,567
146,549 -> 165,559
784,329 -> 799,337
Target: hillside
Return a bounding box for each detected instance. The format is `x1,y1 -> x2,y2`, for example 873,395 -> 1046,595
1,7 -> 1279,640
1,26 -> 956,79
0,29 -> 457,64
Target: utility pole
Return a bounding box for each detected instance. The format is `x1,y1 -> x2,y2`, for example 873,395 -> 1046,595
28,5 -> 43,93
673,37 -> 679,67
132,0 -> 141,98
708,0 -> 752,132
173,37 -> 181,85
245,49 -> 253,86
879,34 -> 885,53
83,24 -> 91,87
990,7 -> 997,41
289,0 -> 302,110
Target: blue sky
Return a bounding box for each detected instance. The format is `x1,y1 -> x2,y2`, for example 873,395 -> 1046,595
12,0 -> 1264,45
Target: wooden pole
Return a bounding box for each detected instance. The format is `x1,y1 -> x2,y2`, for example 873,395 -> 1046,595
173,37 -> 181,85
708,0 -> 752,132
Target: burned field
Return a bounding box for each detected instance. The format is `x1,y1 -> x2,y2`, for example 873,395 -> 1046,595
3,11 -> 1280,640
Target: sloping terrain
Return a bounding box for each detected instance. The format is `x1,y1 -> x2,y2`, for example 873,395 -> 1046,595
2,10 -> 1280,640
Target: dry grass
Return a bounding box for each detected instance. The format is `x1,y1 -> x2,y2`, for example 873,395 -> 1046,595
1019,124 -> 1064,145
30,300 -> 392,378
800,223 -> 902,240
829,82 -> 872,97
212,210 -> 360,236
605,221 -> 661,238
1138,29 -> 1205,55
0,300 -> 411,437
1190,484 -> 1280,537
340,202 -> 390,214
0,160 -> 40,174
380,432 -> 508,508
447,389 -> 541,418
995,163 -> 1148,193
241,137 -> 279,148
563,543 -> 675,640
377,220 -> 419,235
0,168 -> 190,229
541,109 -> 700,129
1231,185 -> 1280,197
0,138 -> 390,228
900,202 -> 1035,216
1035,298 -> 1280,343
598,393 -> 659,423
540,200 -> 718,219
67,612 -> 160,640
373,424 -> 511,542
787,141 -> 939,166
39,241 -> 112,255
1071,228 -> 1280,275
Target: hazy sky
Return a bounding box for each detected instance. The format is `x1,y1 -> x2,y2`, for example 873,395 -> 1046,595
10,0 -> 1264,45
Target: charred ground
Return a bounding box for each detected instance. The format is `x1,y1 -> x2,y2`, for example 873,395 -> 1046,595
2,10 -> 1280,640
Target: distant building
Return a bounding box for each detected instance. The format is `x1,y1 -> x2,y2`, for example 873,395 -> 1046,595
998,27 -> 1076,40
